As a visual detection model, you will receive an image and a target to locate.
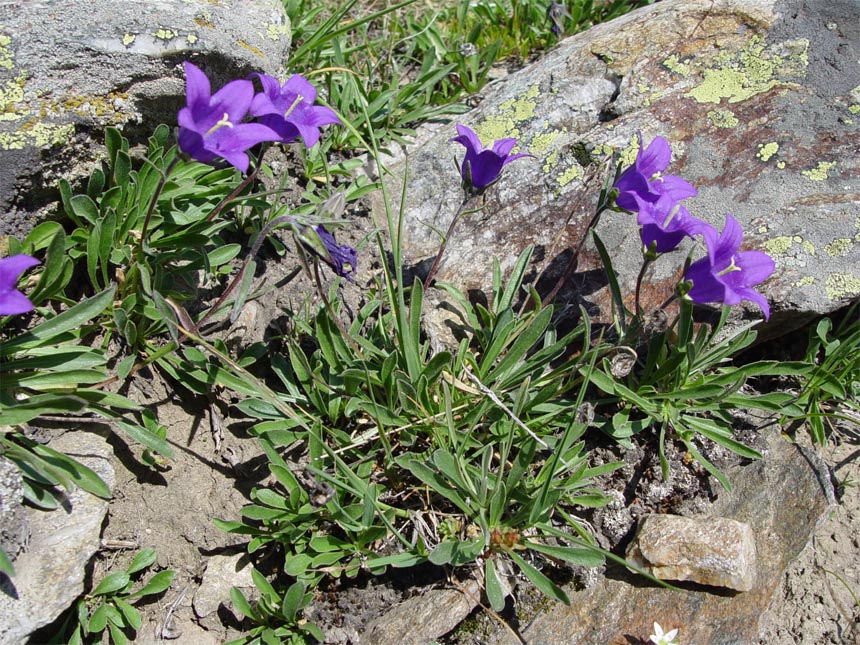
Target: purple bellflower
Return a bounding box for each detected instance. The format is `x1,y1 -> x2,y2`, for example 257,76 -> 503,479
449,124 -> 532,195
614,133 -> 697,212
637,193 -> 712,255
308,225 -> 357,281
178,62 -> 279,173
0,254 -> 39,315
249,74 -> 341,149
683,214 -> 775,319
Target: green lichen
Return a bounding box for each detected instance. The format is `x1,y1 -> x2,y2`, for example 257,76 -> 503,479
825,273 -> 860,300
264,22 -> 291,41
122,33 -> 136,47
542,149 -> 559,174
761,236 -> 797,256
801,161 -> 836,181
686,36 -> 808,105
662,54 -> 691,78
794,275 -> 815,287
530,128 -> 563,155
152,28 -> 179,40
707,109 -> 738,128
776,160 -> 786,169
849,105 -> 860,115
756,142 -> 779,161
186,33 -> 198,44
0,33 -> 12,70
801,240 -> 816,255
0,77 -> 25,120
618,135 -> 640,167
824,238 -> 853,257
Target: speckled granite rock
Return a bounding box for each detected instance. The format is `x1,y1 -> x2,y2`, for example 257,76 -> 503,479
626,514 -> 757,592
0,0 -> 291,239
371,0 -> 860,335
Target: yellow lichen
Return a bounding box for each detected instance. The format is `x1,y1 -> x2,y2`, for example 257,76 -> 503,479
542,149 -> 559,174
530,128 -> 563,155
686,36 -> 808,105
662,54 -> 691,78
122,33 -> 136,47
556,163 -> 583,187
152,29 -> 179,40
0,122 -> 74,150
776,160 -> 786,169
849,105 -> 860,115
707,109 -> 739,128
801,161 -> 836,181
801,240 -> 816,255
824,238 -> 853,257
794,276 -> 814,287
236,39 -> 263,57
186,33 -> 198,44
264,22 -> 291,41
756,142 -> 779,161
825,273 -> 860,300
0,33 -> 13,70
761,236 -> 795,255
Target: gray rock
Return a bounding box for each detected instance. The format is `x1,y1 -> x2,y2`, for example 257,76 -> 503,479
193,553 -> 255,619
626,514 -> 757,592
371,0 -> 860,335
0,0 -> 292,239
361,578 -> 482,645
0,431 -> 114,644
0,455 -> 28,564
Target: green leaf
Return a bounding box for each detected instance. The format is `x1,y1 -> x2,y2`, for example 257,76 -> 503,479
0,547 -> 14,577
524,541 -> 604,567
281,581 -> 305,622
229,586 -> 259,622
484,558 -> 506,611
114,597 -> 141,631
251,568 -> 278,605
127,569 -> 174,598
70,194 -> 100,225
88,603 -> 109,633
107,621 -> 127,645
29,442 -> 112,499
115,419 -> 174,458
505,548 -> 569,605
126,548 -> 156,575
92,572 -> 131,596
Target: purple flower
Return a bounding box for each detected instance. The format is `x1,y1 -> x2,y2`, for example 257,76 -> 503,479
637,193 -> 713,255
249,74 -> 340,149
449,124 -> 532,194
683,214 -> 775,319
177,62 -> 279,173
614,133 -> 697,212
307,225 -> 357,280
0,254 -> 39,315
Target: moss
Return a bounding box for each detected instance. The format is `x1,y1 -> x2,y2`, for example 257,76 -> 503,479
801,161 -> 836,181
756,142 -> 779,162
707,109 -> 738,128
825,273 -> 860,300
823,238 -> 853,257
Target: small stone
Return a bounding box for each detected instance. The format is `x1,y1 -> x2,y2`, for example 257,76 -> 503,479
192,553 -> 255,619
626,514 -> 757,592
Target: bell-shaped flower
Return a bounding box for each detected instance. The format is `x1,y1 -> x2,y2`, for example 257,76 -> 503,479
614,133 -> 697,212
449,124 -> 532,195
177,62 -> 280,173
682,214 -> 775,319
638,193 -> 713,256
250,74 -> 340,149
0,254 -> 39,315
304,225 -> 357,281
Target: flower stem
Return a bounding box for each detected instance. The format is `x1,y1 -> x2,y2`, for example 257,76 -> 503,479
423,195 -> 475,290
139,157 -> 179,243
205,145 -> 269,223
634,257 -> 653,320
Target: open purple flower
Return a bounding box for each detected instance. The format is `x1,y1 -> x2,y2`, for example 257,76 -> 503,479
0,254 -> 39,315
178,62 -> 279,173
449,124 -> 532,194
683,214 -> 775,319
307,225 -> 357,280
249,74 -> 340,149
614,133 -> 697,212
637,193 -> 713,255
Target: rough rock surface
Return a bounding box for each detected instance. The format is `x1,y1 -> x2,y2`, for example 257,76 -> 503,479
372,0 -> 860,335
193,553 -> 255,619
626,513 -> 757,592
0,455 -> 28,564
0,0 -> 292,239
487,429 -> 833,645
0,432 -> 114,644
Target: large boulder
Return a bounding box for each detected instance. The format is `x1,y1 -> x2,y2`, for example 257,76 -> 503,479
0,0 -> 292,239
372,0 -> 860,333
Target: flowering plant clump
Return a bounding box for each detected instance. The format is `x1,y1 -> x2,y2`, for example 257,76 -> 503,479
0,254 -> 39,315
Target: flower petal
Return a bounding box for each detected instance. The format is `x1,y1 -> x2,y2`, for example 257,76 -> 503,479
0,289 -> 35,315
0,255 -> 40,290
637,135 -> 671,177
182,62 -> 211,108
